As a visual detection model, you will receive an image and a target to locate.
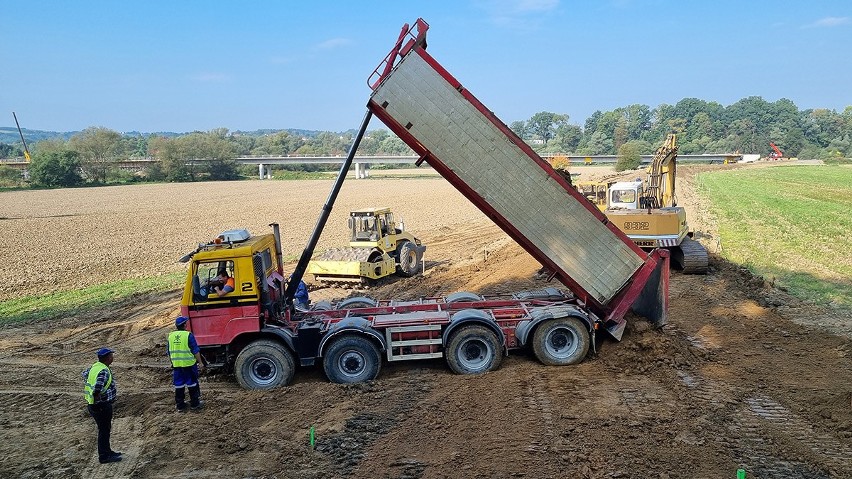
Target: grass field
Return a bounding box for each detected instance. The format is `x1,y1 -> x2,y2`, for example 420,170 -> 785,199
697,165 -> 852,307
0,273 -> 183,325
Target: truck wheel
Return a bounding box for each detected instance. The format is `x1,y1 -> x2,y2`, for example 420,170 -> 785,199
323,335 -> 381,384
234,340 -> 295,390
338,296 -> 377,309
532,317 -> 590,366
445,325 -> 503,375
396,241 -> 420,277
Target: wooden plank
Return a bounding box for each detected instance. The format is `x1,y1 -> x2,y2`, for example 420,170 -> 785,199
372,52 -> 643,302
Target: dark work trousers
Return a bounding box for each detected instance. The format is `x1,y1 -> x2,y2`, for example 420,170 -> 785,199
175,385 -> 201,409
87,402 -> 113,460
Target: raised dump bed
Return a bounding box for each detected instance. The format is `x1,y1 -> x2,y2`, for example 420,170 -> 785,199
366,19 -> 667,335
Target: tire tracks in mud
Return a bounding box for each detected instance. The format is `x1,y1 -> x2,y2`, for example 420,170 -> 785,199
314,369 -> 436,478
665,337 -> 848,478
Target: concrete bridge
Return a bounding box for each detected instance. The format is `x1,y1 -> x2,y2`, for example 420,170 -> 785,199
236,153 -> 744,179
1,152 -> 743,180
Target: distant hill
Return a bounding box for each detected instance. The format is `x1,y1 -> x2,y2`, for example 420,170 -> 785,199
0,127 -> 77,145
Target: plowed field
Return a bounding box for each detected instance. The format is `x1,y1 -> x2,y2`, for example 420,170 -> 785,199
1,165 -> 849,478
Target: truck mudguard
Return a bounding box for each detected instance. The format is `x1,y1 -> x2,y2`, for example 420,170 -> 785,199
318,316 -> 387,357
443,309 -> 506,349
514,305 -> 593,348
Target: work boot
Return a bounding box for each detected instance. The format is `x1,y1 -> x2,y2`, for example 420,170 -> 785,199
175,387 -> 186,411
176,405 -> 188,413
110,451 -> 122,457
190,401 -> 205,411
99,455 -> 122,464
188,385 -> 202,410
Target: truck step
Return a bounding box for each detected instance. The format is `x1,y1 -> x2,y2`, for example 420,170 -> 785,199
386,325 -> 443,361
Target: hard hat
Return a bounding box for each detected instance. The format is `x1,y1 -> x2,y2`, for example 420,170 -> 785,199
96,347 -> 115,357
175,316 -> 190,327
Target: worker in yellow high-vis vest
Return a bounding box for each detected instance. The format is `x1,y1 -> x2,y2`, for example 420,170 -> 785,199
82,347 -> 122,464
168,316 -> 206,412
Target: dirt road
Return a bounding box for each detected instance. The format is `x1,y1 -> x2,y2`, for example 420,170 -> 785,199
1,166 -> 849,478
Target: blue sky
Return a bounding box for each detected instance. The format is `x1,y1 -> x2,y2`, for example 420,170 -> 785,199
2,1 -> 851,133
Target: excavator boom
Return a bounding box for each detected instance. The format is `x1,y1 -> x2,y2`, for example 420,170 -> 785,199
644,133 -> 678,208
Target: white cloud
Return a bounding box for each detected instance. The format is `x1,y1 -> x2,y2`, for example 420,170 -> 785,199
804,16 -> 850,28
314,38 -> 353,50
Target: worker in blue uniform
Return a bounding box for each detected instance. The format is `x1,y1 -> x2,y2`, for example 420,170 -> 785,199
167,316 -> 206,412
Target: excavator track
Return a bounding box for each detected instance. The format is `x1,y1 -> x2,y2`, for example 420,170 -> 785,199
672,237 -> 708,274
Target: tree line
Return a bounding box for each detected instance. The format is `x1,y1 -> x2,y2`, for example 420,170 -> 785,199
0,127 -> 413,188
511,96 -> 852,162
1,95 -> 850,188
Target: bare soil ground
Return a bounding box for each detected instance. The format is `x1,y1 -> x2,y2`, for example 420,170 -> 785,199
1,164 -> 850,478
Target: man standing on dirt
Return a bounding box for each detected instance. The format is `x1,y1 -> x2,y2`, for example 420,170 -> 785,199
168,316 -> 206,412
82,347 -> 122,464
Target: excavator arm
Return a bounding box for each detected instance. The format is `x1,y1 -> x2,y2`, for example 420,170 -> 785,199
644,133 -> 678,208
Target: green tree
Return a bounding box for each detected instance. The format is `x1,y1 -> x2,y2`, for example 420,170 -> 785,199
615,141 -> 642,172
69,127 -> 123,184
527,112 -> 568,144
553,124 -> 583,153
583,130 -> 613,155
0,143 -> 23,159
0,165 -> 22,187
29,150 -> 83,188
510,121 -> 528,139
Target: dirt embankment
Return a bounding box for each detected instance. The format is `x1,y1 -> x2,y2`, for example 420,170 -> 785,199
0,166 -> 849,478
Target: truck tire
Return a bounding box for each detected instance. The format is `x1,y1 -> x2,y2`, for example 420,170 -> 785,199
323,335 -> 382,384
532,317 -> 590,366
445,325 -> 503,375
338,296 -> 377,309
396,241 -> 420,277
234,340 -> 295,390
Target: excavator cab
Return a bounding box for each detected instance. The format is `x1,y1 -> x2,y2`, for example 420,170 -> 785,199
608,180 -> 643,210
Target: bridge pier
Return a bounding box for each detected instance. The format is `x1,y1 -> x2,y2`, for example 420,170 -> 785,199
257,164 -> 272,179
354,162 -> 370,179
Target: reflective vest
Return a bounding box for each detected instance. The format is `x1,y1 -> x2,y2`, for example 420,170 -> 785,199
84,362 -> 112,405
168,330 -> 196,367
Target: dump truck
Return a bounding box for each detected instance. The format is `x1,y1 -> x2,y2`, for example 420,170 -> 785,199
306,207 -> 425,285
177,18 -> 669,390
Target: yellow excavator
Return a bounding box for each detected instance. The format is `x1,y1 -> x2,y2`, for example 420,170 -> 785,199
574,134 -> 708,274
307,207 -> 426,285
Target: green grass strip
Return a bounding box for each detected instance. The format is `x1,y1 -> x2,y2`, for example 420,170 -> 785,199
697,165 -> 852,307
0,273 -> 184,325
